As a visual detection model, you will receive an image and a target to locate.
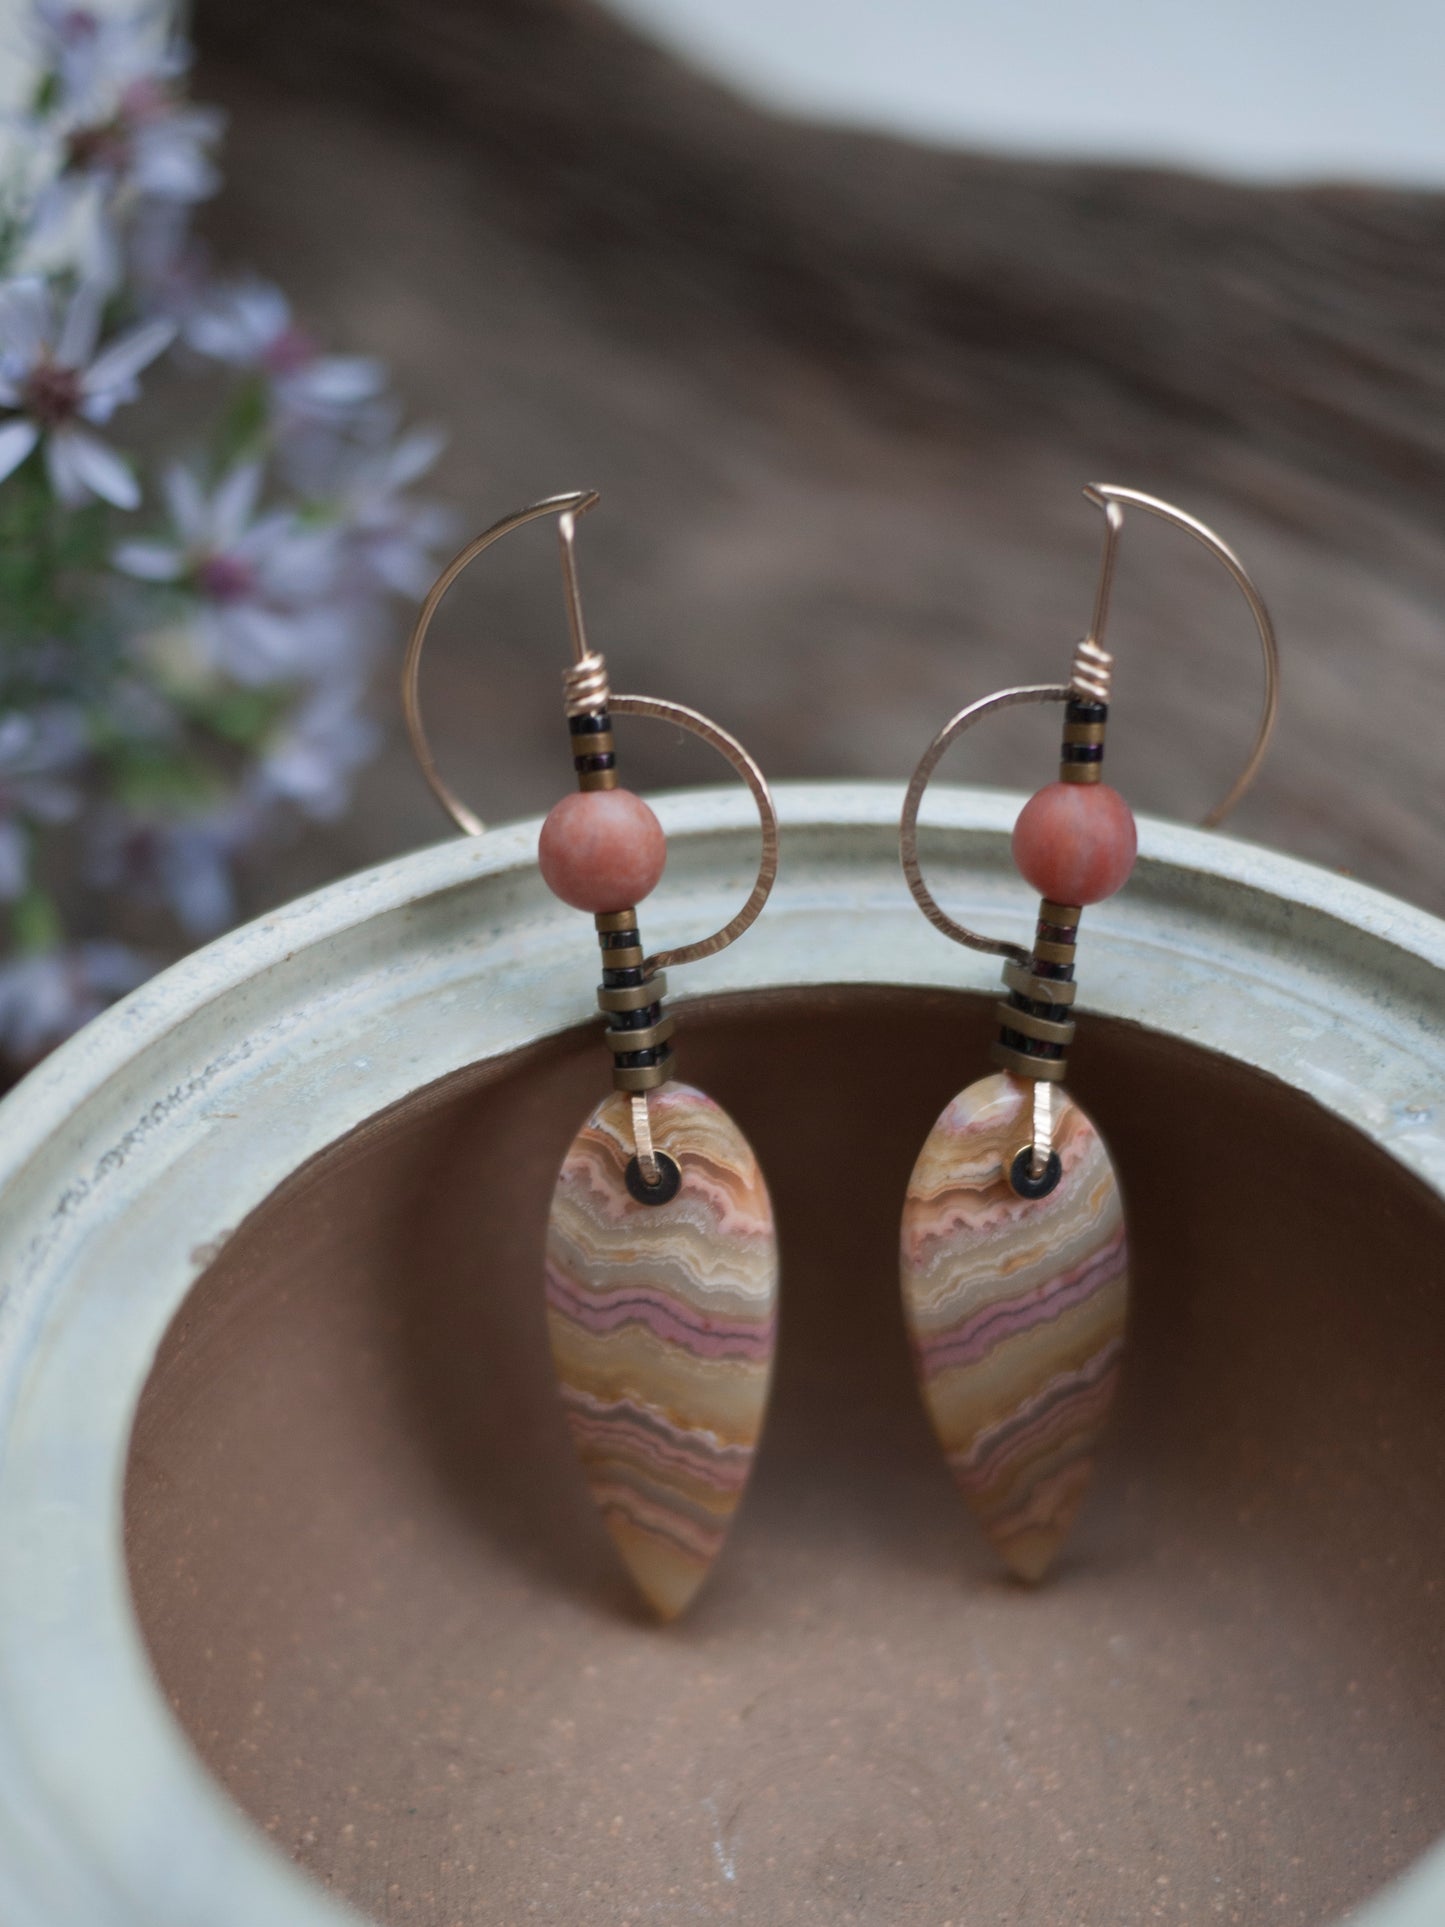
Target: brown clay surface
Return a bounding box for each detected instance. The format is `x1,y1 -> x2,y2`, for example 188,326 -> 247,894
127,988 -> 1445,1926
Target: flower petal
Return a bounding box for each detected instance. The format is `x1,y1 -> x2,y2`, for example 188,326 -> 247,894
252,522 -> 340,600
291,355 -> 386,408
57,280 -> 105,368
48,426 -> 140,509
131,111 -> 224,202
211,460 -> 263,547
185,278 -> 288,365
82,317 -> 177,398
113,539 -> 185,582
0,419 -> 40,485
361,532 -> 436,599
384,425 -> 446,490
0,278 -> 53,364
0,821 -> 29,900
162,462 -> 207,542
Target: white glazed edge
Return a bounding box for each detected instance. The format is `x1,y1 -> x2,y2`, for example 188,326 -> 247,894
0,780 -> 1439,1927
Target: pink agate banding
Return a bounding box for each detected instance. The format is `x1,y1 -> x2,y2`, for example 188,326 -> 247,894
545,1082 -> 778,1619
900,1071 -> 1129,1582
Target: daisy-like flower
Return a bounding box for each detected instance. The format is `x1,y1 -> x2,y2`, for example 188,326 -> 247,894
0,704 -> 87,899
30,2 -> 176,118
0,938 -> 148,1063
185,278 -> 385,429
22,78 -> 223,287
333,425 -> 456,600
20,3 -> 219,286
63,77 -> 222,204
113,460 -> 350,685
0,276 -> 174,507
250,678 -> 379,823
87,796 -> 257,936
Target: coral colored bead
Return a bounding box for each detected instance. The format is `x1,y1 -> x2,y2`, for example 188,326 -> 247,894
538,788 -> 667,913
1011,781 -> 1137,906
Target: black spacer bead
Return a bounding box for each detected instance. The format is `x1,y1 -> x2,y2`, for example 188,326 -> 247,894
602,965 -> 645,988
1009,1147 -> 1064,1201
625,1152 -> 682,1206
568,712 -> 611,735
999,1027 -> 1064,1060
1066,699 -> 1108,724
609,1003 -> 662,1032
1011,993 -> 1071,1021
613,1044 -> 670,1069
573,752 -> 616,773
1061,744 -> 1104,764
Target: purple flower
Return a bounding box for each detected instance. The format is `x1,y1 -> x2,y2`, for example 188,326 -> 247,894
186,278 -> 385,429
30,3 -> 179,117
0,5 -> 450,1064
87,798 -> 257,936
21,6 -> 222,288
251,680 -> 378,822
0,939 -> 149,1062
113,461 -> 352,684
51,80 -> 223,207
333,425 -> 456,599
0,276 -> 175,506
0,705 -> 88,899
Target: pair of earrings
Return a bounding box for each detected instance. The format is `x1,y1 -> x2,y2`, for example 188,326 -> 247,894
404,484 -> 1279,1620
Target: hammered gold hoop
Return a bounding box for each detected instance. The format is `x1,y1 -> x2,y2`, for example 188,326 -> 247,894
401,491 -> 779,974
900,483 -> 1280,961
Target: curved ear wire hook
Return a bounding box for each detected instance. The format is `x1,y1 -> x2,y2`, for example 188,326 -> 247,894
899,483 -> 1281,964
1084,484 -> 1280,828
401,491 -> 779,976
402,490 -> 599,836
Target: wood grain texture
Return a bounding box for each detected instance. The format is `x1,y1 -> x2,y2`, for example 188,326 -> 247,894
192,0 -> 1445,919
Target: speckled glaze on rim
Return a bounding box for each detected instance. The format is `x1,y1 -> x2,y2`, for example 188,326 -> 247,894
0,781 -> 1441,1927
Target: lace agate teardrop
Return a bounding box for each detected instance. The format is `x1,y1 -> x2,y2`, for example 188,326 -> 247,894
545,1084 -> 778,1620
900,1072 -> 1128,1582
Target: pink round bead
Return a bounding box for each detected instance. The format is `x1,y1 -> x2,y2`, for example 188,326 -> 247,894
537,787 -> 667,913
1011,781 -> 1137,906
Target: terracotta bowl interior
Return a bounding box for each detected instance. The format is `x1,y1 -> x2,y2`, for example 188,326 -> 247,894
125,987 -> 1445,1926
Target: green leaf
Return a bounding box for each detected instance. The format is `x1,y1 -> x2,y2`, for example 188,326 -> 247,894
212,375 -> 271,474
105,737 -> 223,814
193,684 -> 289,748
11,885 -> 62,956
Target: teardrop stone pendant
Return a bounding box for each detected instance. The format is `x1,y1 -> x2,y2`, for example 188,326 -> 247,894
900,1071 -> 1128,1582
546,1083 -> 778,1619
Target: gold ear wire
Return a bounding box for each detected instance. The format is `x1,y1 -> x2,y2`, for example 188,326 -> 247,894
401,491 -> 779,974
899,483 -> 1281,960
1083,485 -> 1279,827
402,490 -> 598,837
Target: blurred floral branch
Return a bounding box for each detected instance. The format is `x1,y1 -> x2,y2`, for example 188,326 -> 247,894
0,0 -> 453,1069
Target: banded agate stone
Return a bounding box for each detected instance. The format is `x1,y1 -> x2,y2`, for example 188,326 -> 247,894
900,1071 -> 1127,1582
546,1083 -> 778,1620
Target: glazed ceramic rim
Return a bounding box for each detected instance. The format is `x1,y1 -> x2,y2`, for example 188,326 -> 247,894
0,780 -> 1441,1927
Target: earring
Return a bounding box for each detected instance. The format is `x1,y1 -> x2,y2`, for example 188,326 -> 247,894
897,485 -> 1280,1582
404,492 -> 780,1621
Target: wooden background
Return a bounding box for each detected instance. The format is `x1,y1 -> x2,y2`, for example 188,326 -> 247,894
197,0 -> 1445,917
